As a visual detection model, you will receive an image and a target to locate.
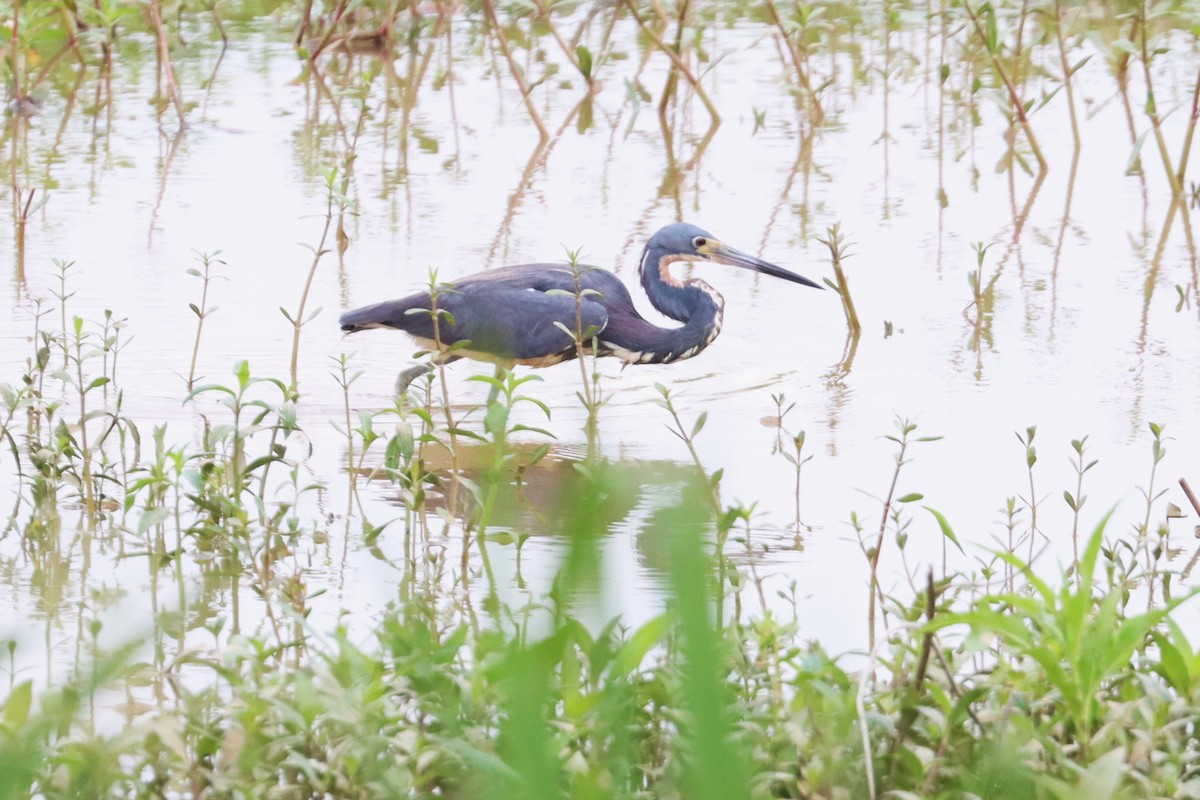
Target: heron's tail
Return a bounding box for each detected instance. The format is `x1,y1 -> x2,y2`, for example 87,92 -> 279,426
339,300 -> 411,333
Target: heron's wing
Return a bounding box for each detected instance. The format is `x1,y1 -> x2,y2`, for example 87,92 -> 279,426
340,268 -> 612,362
460,264 -> 636,305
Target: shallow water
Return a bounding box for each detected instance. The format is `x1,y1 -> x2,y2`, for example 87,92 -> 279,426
2,8 -> 1200,694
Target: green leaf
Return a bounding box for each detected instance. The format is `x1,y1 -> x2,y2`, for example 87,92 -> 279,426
1151,630 -> 1191,693
484,402 -> 509,436
1068,54 -> 1092,76
897,492 -> 924,503
611,613 -> 669,677
1127,128 -> 1149,173
2,680 -> 32,728
575,45 -> 593,80
923,506 -> 964,554
137,506 -> 171,535
1076,748 -> 1126,800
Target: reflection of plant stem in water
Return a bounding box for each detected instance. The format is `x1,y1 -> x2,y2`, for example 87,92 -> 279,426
443,15 -> 462,171
1049,149 -> 1079,335
1138,198 -> 1197,404
199,3 -> 230,118
655,100 -> 718,215
963,241 -> 996,379
485,92 -> 588,263
148,127 -> 184,246
474,371 -> 550,615
821,329 -> 858,456
760,127 -> 813,252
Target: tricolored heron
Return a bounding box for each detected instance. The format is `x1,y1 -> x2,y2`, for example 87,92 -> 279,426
339,222 -> 822,395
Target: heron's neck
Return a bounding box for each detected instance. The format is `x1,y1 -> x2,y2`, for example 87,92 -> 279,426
638,244 -> 718,324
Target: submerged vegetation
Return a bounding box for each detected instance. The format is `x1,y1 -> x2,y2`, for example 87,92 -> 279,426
2,0 -> 1200,798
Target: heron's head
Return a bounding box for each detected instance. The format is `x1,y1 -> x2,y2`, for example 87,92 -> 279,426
649,222 -> 823,290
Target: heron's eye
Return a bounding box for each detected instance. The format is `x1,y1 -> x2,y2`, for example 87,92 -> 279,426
693,236 -> 707,249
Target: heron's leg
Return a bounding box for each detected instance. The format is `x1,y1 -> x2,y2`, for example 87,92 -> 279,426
395,363 -> 434,397
485,364 -> 504,406
396,356 -> 464,398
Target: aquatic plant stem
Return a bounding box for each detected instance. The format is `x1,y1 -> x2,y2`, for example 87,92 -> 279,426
1174,65 -> 1200,189
1053,0 -> 1080,150
10,0 -> 22,102
148,0 -> 187,128
763,0 -> 824,124
530,0 -> 593,88
187,252 -> 222,392
306,0 -> 349,61
962,0 -> 1046,174
72,318 -> 95,518
1136,1 -> 1183,198
289,170 -> 341,394
296,0 -> 316,46
1181,478 -> 1200,518
621,0 -> 720,124
480,0 -> 549,142
819,223 -> 860,334
867,426 -> 909,653
562,249 -> 603,440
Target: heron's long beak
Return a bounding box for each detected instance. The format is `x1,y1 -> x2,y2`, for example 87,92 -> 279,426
709,242 -> 823,290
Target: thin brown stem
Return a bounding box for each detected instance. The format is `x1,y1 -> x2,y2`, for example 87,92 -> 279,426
963,0 -> 1046,173
621,0 -> 720,124
762,0 -> 824,124
1175,65 -> 1200,188
1054,0 -> 1080,150
1138,0 -> 1183,197
148,0 -> 187,128
481,0 -> 550,141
